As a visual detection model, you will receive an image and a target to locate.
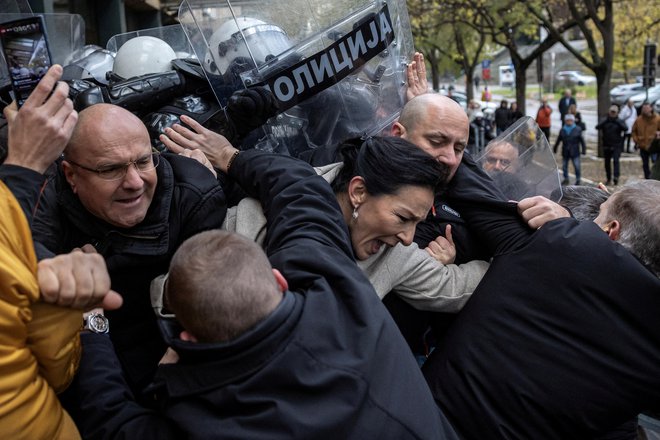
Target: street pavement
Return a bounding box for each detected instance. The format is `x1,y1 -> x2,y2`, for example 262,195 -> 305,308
524,95 -> 599,144
453,85 -> 648,187
490,90 -> 648,187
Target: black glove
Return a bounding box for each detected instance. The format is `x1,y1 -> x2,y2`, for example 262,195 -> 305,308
226,87 -> 279,139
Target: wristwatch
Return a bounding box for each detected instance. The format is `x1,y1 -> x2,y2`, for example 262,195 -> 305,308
83,313 -> 110,334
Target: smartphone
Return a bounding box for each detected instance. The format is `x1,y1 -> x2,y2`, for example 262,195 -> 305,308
0,16 -> 53,107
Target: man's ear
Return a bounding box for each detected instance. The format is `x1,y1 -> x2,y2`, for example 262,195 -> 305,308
272,268 -> 288,292
61,161 -> 78,194
347,176 -> 367,208
391,121 -> 405,138
180,330 -> 198,343
605,220 -> 621,241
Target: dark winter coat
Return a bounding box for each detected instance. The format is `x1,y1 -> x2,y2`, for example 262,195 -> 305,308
422,155 -> 660,439
494,107 -> 511,130
553,125 -> 586,158
595,116 -> 628,149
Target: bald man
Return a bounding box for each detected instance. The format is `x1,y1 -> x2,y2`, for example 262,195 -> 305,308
31,103 -> 227,398
391,94 -> 492,262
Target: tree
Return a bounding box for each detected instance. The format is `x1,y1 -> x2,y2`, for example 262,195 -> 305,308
526,0 -> 616,153
450,0 -> 582,115
408,0 -> 488,101
611,1 -> 660,83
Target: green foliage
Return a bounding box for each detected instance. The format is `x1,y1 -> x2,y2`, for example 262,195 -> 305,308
611,0 -> 660,82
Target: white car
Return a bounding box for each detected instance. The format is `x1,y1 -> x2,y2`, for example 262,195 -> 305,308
555,70 -> 597,86
477,100 -> 497,120
628,85 -> 660,110
610,83 -> 646,106
439,88 -> 468,110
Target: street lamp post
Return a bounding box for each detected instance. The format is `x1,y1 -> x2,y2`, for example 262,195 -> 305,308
550,51 -> 555,94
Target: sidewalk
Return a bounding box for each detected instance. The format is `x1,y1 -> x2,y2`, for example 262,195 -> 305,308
563,149 -> 646,187
485,87 -> 648,187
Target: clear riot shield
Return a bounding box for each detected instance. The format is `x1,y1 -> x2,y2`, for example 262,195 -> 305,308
0,12 -> 85,89
178,0 -> 414,156
0,0 -> 31,13
106,24 -> 194,59
476,116 -> 562,202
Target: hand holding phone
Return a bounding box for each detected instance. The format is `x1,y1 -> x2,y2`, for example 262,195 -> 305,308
0,16 -> 53,107
3,64 -> 78,174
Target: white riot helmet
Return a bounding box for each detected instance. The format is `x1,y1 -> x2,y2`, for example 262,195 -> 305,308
112,36 -> 177,79
62,48 -> 115,84
205,17 -> 290,75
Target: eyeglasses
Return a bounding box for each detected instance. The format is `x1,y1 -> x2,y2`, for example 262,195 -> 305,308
485,157 -> 512,167
65,152 -> 160,181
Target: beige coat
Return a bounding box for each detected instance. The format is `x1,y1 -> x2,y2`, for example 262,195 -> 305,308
223,162 -> 488,312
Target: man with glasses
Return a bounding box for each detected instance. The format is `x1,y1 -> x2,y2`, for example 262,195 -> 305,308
31,103 -> 227,400
481,141 -> 519,174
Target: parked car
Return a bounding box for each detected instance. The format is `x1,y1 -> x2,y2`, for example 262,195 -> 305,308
555,70 -> 597,87
628,85 -> 660,111
610,83 -> 646,106
439,87 -> 468,110
476,100 -> 497,120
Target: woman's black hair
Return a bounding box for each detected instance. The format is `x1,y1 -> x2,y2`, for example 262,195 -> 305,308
331,136 -> 448,196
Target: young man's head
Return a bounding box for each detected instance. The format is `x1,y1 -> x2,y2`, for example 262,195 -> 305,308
594,180 -> 660,277
392,93 -> 469,181
166,230 -> 286,343
63,104 -> 158,228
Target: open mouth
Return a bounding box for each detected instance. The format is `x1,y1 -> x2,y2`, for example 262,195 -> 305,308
116,194 -> 142,206
369,239 -> 386,255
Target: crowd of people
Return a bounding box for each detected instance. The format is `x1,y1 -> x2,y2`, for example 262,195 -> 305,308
537,89 -> 660,186
1,49 -> 660,440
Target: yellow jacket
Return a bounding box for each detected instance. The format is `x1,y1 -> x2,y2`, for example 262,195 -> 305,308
0,181 -> 82,440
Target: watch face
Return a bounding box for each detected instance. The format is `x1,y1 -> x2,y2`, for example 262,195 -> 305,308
89,314 -> 109,333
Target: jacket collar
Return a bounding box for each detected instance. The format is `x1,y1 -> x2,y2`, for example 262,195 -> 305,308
57,157 -> 174,255
154,290 -> 302,397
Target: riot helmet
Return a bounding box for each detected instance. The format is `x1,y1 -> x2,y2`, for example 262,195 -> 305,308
62,46 -> 115,84
112,36 -> 176,79
205,17 -> 290,76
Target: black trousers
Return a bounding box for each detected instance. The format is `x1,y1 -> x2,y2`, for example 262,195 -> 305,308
640,148 -> 652,179
540,127 -> 551,142
623,133 -> 632,152
603,147 -> 621,182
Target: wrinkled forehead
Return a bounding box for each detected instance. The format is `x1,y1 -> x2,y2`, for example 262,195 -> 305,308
427,104 -> 469,134
71,112 -> 151,161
